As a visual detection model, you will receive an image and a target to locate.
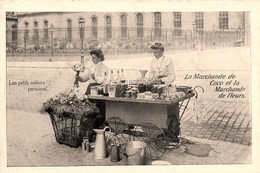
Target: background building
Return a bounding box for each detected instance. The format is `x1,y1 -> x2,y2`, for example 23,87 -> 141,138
6,12 -> 18,47
6,12 -> 250,57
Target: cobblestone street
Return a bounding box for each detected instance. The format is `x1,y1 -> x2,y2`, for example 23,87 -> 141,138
181,100 -> 251,145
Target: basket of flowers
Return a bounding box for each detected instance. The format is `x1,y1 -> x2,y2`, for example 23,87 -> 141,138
42,87 -> 99,147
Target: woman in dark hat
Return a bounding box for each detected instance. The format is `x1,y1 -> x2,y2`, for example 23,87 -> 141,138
149,42 -> 179,143
149,42 -> 176,86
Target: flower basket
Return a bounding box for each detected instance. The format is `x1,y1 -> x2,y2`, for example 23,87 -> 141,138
49,113 -> 95,147
42,87 -> 99,147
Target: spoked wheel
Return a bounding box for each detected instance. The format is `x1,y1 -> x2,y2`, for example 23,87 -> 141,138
104,117 -> 129,153
128,125 -> 145,141
138,122 -> 167,160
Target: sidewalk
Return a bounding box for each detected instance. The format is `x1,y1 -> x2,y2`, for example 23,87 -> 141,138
7,46 -> 250,71
6,109 -> 251,166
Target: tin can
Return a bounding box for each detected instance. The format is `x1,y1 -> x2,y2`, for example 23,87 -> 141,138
85,140 -> 90,152
110,144 -> 120,162
82,141 -> 86,153
82,137 -> 90,153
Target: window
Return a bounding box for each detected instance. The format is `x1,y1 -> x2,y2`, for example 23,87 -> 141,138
67,19 -> 72,42
173,12 -> 181,28
11,24 -> 18,44
136,13 -> 143,38
44,20 -> 49,41
105,15 -> 112,39
92,17 -> 98,39
33,21 -> 39,45
219,11 -> 228,29
79,18 -> 85,40
120,14 -> 127,38
173,12 -> 182,36
195,12 -> 204,29
154,12 -> 161,37
24,22 -> 29,42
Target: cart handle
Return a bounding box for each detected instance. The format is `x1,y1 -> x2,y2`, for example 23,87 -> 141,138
193,86 -> 204,98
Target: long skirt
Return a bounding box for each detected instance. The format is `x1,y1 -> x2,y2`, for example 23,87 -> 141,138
85,83 -> 106,130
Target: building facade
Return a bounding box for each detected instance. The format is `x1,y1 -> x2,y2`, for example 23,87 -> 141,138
6,12 -> 249,56
6,12 -> 18,45
15,12 -> 247,40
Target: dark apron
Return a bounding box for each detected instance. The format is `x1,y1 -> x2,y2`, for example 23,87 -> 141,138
85,82 -> 106,130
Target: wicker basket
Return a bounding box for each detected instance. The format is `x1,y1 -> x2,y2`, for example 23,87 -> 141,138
49,113 -> 95,147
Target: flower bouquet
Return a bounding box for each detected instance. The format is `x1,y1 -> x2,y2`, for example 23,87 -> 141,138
42,87 -> 99,147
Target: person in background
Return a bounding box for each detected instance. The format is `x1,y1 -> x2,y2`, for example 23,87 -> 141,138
77,49 -> 109,95
148,42 -> 176,86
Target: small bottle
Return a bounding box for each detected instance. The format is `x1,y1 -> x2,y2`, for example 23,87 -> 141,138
82,140 -> 86,153
120,69 -> 125,83
116,70 -> 120,83
102,72 -> 108,95
103,72 -> 108,85
110,70 -> 115,83
108,70 -> 116,97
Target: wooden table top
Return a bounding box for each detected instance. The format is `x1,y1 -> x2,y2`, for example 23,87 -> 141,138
88,92 -> 195,105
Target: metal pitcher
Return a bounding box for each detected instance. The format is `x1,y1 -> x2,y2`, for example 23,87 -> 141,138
93,126 -> 111,159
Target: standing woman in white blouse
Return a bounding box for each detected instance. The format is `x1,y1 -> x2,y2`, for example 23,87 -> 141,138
148,42 -> 180,142
148,42 -> 176,86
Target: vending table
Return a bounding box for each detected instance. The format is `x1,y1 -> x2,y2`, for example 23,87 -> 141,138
88,92 -> 195,159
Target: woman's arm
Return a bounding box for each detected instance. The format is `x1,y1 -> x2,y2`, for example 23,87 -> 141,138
148,60 -> 155,80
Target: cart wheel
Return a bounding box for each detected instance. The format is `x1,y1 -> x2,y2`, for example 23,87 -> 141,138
104,117 -> 129,153
139,122 -> 167,160
126,125 -> 145,141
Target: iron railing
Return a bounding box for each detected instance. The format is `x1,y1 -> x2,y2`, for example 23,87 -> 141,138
6,27 -> 247,57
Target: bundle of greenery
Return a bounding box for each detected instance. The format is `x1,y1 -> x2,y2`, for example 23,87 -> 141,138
42,87 -> 99,120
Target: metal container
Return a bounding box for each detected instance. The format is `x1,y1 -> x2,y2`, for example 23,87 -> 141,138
125,141 -> 146,165
110,144 -> 120,162
93,126 -> 111,159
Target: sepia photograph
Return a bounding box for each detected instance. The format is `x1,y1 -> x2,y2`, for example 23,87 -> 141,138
1,0 -> 260,172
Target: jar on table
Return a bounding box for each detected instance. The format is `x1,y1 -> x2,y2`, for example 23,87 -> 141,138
131,88 -> 138,99
115,83 -> 121,97
90,86 -> 98,96
125,90 -> 131,98
102,84 -> 108,96
108,85 -> 116,97
97,86 -> 103,95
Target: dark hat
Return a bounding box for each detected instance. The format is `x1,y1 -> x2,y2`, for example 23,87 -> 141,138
151,42 -> 164,51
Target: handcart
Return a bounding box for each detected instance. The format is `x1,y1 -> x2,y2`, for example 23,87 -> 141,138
88,88 -> 198,160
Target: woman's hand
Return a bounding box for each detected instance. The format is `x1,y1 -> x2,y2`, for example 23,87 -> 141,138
88,73 -> 96,83
89,78 -> 96,83
90,73 -> 95,80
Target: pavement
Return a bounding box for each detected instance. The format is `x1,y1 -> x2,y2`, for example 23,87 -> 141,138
180,100 -> 251,145
6,109 -> 251,167
4,47 -> 253,167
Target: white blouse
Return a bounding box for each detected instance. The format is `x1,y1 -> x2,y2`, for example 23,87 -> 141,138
148,56 -> 176,85
89,62 -> 109,84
